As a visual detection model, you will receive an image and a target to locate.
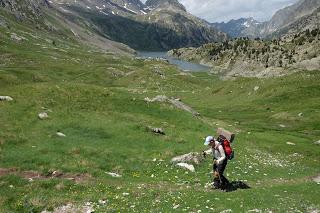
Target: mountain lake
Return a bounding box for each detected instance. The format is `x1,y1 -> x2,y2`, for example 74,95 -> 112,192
137,51 -> 210,72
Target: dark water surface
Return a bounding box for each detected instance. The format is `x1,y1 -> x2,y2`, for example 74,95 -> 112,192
137,51 -> 210,72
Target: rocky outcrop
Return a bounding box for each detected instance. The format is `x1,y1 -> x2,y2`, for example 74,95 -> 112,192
0,96 -> 13,101
171,152 -> 203,165
169,28 -> 320,78
46,0 -> 226,50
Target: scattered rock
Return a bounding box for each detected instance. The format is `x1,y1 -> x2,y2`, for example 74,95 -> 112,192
298,112 -> 303,117
38,112 -> 49,119
314,140 -> 320,145
286,142 -> 296,146
56,131 -> 66,137
312,175 -> 320,183
254,86 -> 260,91
0,96 -> 13,101
151,127 -> 165,135
171,152 -> 203,165
105,172 -> 122,178
144,95 -> 167,103
176,163 -> 195,172
41,203 -> 94,213
98,200 -> 107,205
0,168 -> 90,183
220,209 -> 232,213
279,124 -> 286,128
10,33 -> 26,42
173,204 -> 180,209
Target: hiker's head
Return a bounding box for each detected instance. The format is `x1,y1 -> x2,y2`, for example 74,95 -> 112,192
204,136 -> 215,146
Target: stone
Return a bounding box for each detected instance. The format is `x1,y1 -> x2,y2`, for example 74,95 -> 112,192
298,112 -> 303,117
314,140 -> 320,145
144,95 -> 168,103
152,127 -> 165,135
312,175 -> 320,183
38,112 -> 48,119
10,33 -> 26,42
105,172 -> 122,178
254,86 -> 260,91
56,131 -> 66,137
171,152 -> 202,165
41,203 -> 94,213
176,163 -> 195,172
0,96 -> 13,101
286,142 -> 295,145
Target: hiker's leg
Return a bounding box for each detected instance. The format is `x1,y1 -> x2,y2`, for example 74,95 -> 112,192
217,159 -> 230,187
213,162 -> 221,188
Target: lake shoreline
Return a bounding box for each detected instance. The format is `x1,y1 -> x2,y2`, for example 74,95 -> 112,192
136,51 -> 211,72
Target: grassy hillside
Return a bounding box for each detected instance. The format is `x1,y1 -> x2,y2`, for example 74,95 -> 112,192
0,9 -> 320,213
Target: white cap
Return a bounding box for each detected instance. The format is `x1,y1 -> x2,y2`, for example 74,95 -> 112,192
204,136 -> 214,146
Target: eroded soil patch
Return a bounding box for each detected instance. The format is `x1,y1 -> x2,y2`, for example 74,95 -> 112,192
0,168 -> 91,183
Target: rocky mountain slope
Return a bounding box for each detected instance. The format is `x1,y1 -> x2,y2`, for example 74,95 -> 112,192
168,28 -> 320,78
47,0 -> 226,50
0,0 -> 135,54
244,0 -> 320,38
212,18 -> 261,38
134,0 -> 227,49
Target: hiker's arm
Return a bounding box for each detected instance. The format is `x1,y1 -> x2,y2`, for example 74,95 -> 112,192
217,145 -> 226,164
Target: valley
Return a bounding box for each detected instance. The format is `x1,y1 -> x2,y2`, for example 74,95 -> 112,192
0,0 -> 319,212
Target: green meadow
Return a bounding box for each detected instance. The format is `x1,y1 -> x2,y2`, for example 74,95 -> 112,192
0,12 -> 320,212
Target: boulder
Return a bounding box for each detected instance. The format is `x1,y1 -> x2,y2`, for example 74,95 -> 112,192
0,96 -> 13,101
314,140 -> 320,145
152,127 -> 165,135
171,152 -> 203,165
56,131 -> 66,137
38,112 -> 48,119
312,175 -> 320,184
286,142 -> 295,145
176,163 -> 195,172
105,172 -> 122,178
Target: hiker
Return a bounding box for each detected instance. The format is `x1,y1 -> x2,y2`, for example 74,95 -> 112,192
204,136 -> 230,190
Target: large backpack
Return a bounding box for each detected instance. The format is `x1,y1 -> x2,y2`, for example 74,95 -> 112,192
217,135 -> 234,160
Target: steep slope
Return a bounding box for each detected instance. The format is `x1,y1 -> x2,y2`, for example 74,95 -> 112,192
243,0 -> 320,38
0,0 -> 135,54
212,18 -> 261,38
48,0 -> 226,50
268,6 -> 320,38
136,0 -> 227,49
